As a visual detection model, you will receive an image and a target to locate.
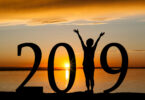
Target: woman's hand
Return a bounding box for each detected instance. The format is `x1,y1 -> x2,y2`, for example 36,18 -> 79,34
100,32 -> 105,37
73,29 -> 79,34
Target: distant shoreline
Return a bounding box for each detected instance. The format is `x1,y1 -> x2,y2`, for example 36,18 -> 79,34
0,67 -> 145,71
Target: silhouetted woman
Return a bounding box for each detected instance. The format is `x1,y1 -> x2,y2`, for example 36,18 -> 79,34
74,29 -> 105,93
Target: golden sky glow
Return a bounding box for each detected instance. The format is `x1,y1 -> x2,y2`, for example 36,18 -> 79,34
0,0 -> 145,25
0,0 -> 145,68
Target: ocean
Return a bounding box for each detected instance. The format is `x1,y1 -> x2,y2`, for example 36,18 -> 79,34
0,69 -> 145,93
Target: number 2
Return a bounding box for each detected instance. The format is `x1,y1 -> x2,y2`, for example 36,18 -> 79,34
16,43 -> 42,92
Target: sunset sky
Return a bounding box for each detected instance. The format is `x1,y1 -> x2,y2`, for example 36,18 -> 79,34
0,0 -> 145,68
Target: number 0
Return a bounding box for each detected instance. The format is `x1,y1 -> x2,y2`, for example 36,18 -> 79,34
48,43 -> 76,93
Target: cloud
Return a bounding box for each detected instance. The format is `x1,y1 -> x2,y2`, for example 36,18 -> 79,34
129,50 -> 145,52
0,0 -> 145,26
56,20 -> 107,25
28,17 -> 67,25
139,19 -> 145,22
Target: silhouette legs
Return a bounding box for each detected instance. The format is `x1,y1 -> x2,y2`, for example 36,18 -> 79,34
84,67 -> 94,93
90,76 -> 94,91
86,79 -> 89,91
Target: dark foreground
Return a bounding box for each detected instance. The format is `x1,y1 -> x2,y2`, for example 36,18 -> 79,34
0,92 -> 145,99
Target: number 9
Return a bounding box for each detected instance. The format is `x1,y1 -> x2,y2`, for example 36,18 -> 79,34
100,43 -> 128,93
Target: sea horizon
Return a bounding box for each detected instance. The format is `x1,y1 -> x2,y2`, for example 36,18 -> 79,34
0,66 -> 145,71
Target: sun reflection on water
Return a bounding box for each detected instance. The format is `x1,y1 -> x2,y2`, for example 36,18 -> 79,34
65,69 -> 69,80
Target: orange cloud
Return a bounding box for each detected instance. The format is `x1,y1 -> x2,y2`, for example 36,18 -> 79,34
0,0 -> 145,25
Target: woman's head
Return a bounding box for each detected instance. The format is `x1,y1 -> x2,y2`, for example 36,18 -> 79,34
86,38 -> 94,47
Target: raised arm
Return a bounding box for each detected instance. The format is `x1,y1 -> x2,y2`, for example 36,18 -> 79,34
73,29 -> 86,49
93,32 -> 105,49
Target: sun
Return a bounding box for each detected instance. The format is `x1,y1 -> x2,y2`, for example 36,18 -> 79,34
64,63 -> 70,69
